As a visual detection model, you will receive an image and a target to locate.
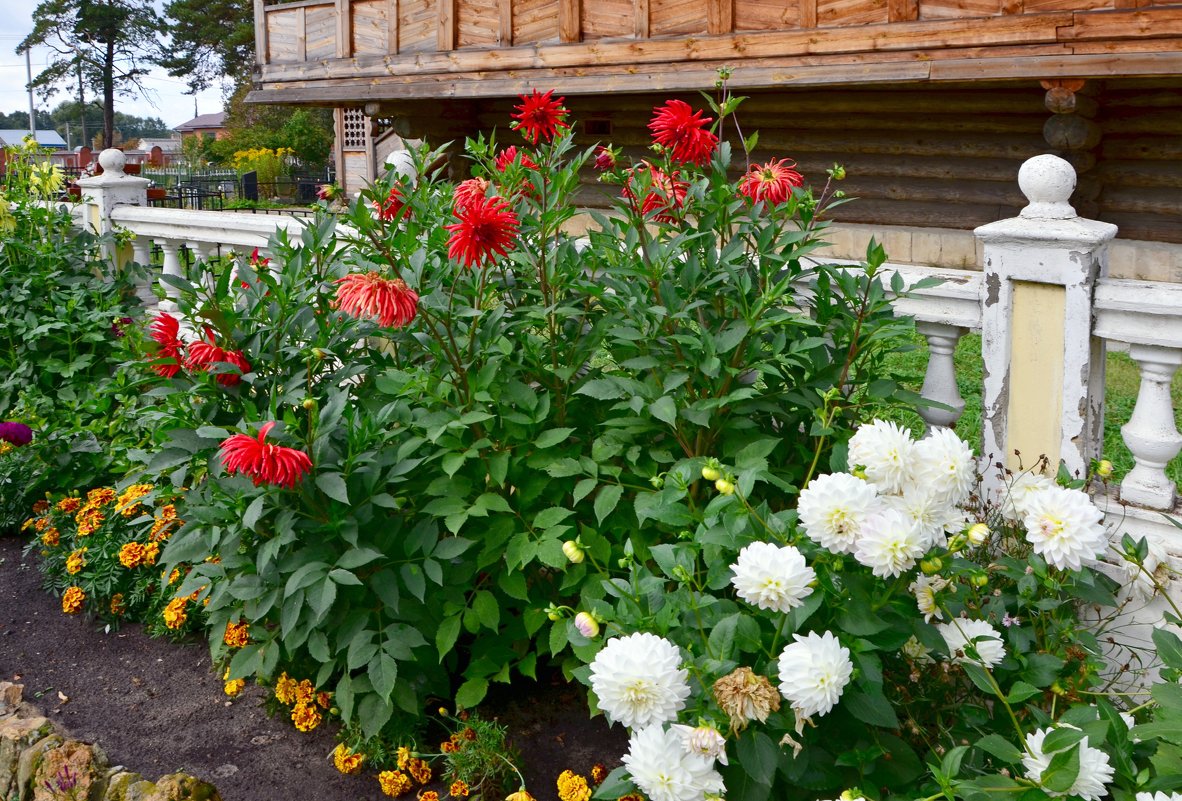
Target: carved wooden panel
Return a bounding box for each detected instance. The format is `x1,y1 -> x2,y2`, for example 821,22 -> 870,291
514,0 -> 559,43
650,0 -> 708,35
400,0 -> 436,51
458,0 -> 501,45
735,0 -> 800,30
352,0 -> 389,54
267,8 -> 303,63
817,0 -> 888,26
582,0 -> 633,38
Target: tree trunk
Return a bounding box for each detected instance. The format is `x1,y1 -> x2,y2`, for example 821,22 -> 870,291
103,39 -> 115,149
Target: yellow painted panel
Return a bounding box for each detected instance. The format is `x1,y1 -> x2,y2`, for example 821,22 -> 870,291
1006,281 -> 1064,471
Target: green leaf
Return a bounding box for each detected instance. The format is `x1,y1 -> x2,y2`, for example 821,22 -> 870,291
594,484 -> 623,525
358,693 -> 393,739
534,506 -> 575,529
337,547 -> 384,570
369,653 -> 398,701
845,689 -> 898,728
1041,727 -> 1085,755
400,564 -> 426,602
577,379 -> 626,400
736,730 -> 778,786
474,492 -> 512,514
472,590 -> 500,630
975,734 -> 1023,764
1040,744 -> 1081,794
1153,628 -> 1182,670
962,664 -> 999,696
436,614 -> 462,659
432,537 -> 475,560
316,472 -> 350,505
307,579 -> 337,620
243,496 -> 265,531
649,396 -> 677,426
1006,681 -> 1042,704
329,568 -> 363,586
336,674 -> 355,723
1152,681 -> 1182,712
535,427 -> 576,449
592,766 -> 635,800
455,677 -> 489,709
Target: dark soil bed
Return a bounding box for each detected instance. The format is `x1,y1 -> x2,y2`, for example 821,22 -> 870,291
0,536 -> 626,801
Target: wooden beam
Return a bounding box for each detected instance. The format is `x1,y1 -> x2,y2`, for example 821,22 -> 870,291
254,0 -> 269,64
1063,7 -> 1182,40
559,0 -> 581,42
634,0 -> 649,39
438,0 -> 456,50
388,0 -> 400,53
499,0 -> 513,45
297,8 -> 308,60
707,0 -> 732,35
888,0 -> 918,23
799,0 -> 817,29
337,0 -> 353,58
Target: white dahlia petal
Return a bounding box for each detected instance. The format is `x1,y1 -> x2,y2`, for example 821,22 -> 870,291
797,473 -> 883,555
1121,536 -> 1177,600
670,723 -> 729,766
1135,793 -> 1182,801
730,542 -> 816,613
1001,471 -> 1055,522
909,428 -> 976,506
1021,486 -> 1106,571
854,508 -> 926,578
777,631 -> 853,719
909,574 -> 948,622
1022,727 -> 1114,801
937,618 -> 1006,668
623,725 -> 726,801
848,419 -> 916,495
884,489 -> 956,551
589,633 -> 691,730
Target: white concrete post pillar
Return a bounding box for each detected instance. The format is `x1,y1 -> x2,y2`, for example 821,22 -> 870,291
75,149 -> 150,269
974,155 -> 1117,495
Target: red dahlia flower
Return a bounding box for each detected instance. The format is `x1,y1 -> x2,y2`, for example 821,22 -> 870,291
148,312 -> 184,378
334,272 -> 419,329
511,89 -> 571,145
593,146 -> 617,171
444,194 -> 520,268
622,162 -> 688,224
372,186 -> 409,222
648,99 -> 719,167
185,331 -> 251,387
494,146 -> 539,173
219,422 -> 312,490
453,177 -> 490,212
738,158 -> 805,205
249,248 -> 270,268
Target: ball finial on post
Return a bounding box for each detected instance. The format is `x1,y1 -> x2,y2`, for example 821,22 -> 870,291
97,148 -> 127,178
1018,154 -> 1077,220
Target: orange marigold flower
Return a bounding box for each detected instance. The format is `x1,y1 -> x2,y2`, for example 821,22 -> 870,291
143,542 -> 160,565
396,746 -> 412,770
379,771 -> 415,798
66,548 -> 87,575
618,795 -> 646,801
444,194 -> 520,269
556,770 -> 591,801
295,679 -> 315,705
461,727 -> 476,741
32,500 -> 49,514
116,483 -> 154,517
373,185 -> 409,222
333,743 -> 366,775
119,542 -> 149,568
407,757 -> 432,785
511,89 -> 570,145
185,331 -> 251,388
219,422 -> 312,490
55,497 -> 81,513
110,593 -> 126,616
334,272 -> 419,329
224,619 -> 250,649
648,99 -> 718,167
275,673 -> 299,705
224,677 -> 245,697
738,158 -> 804,206
418,792 -> 440,801
167,568 -> 181,585
291,701 -> 321,732
150,505 -> 180,541
590,764 -> 608,785
148,312 -> 184,378
163,597 -> 188,630
622,162 -> 688,224
61,586 -> 85,614
449,780 -> 470,798
440,740 -> 458,754
506,791 -> 536,801
34,516 -> 49,531
40,528 -> 60,547
87,487 -> 116,506
316,691 -> 332,709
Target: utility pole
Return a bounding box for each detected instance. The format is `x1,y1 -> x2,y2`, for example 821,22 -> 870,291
26,48 -> 37,137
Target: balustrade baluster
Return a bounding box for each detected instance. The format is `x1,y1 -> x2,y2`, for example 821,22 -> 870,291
1119,344 -> 1182,510
915,321 -> 967,430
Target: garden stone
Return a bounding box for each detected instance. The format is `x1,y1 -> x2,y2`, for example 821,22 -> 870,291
14,734 -> 63,791
102,771 -> 142,801
124,773 -> 221,801
0,682 -> 23,713
32,740 -> 108,801
0,719 -> 54,799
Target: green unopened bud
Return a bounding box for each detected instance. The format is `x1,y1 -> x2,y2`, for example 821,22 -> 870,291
545,604 -> 562,622
574,612 -> 600,638
1096,459 -> 1114,479
970,573 -> 989,589
829,164 -> 846,181
701,466 -> 721,482
714,478 -> 735,496
921,558 -> 943,575
562,541 -> 585,564
947,534 -> 967,554
650,474 -> 665,490
966,523 -> 990,547
301,397 -> 316,411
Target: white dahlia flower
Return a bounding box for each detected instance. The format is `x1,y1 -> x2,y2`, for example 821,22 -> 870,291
1135,793 -> 1182,801
1021,485 -> 1107,571
909,574 -> 949,622
777,631 -> 853,719
884,488 -> 959,551
847,419 -> 916,495
589,633 -> 691,730
901,635 -> 932,662
730,542 -> 816,613
1001,471 -> 1055,522
670,723 -> 728,765
623,724 -> 726,801
854,508 -> 926,578
937,618 -> 1006,668
909,428 -> 976,506
797,473 -> 883,555
1121,536 -> 1177,600
1022,727 -> 1114,801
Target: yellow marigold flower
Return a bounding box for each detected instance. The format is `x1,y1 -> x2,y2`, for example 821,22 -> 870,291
419,792 -> 440,801
224,678 -> 245,697
379,771 -> 414,798
75,506 -> 103,536
224,620 -> 250,648
396,746 -> 412,770
163,597 -> 189,630
291,701 -> 321,732
460,727 -> 476,741
66,548 -> 87,575
506,791 -> 536,801
295,678 -> 315,705
32,500 -> 49,514
61,586 -> 85,614
449,781 -> 470,798
316,691 -> 332,709
441,741 -> 458,754
34,516 -> 49,531
332,743 -> 366,775
20,517 -> 35,531
110,593 -> 126,616
407,758 -> 431,785
275,673 -> 298,705
55,497 -> 80,513
116,483 -> 153,517
590,764 -> 607,785
0,442 -> 12,456
556,770 -> 591,801
119,541 -> 148,569
143,542 -> 160,566
87,487 -> 116,506
618,795 -> 646,801
40,527 -> 60,547
167,568 -> 181,585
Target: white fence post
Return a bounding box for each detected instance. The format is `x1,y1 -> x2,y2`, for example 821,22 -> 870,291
75,148 -> 151,286
974,155 -> 1117,494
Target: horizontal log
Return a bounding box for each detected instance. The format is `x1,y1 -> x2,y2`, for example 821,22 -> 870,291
1100,111 -> 1182,135
824,198 -> 1015,228
1098,211 -> 1182,244
1063,7 -> 1182,40
1099,186 -> 1182,217
1101,136 -> 1182,160
1103,89 -> 1182,108
1095,160 -> 1182,189
838,175 -> 1027,205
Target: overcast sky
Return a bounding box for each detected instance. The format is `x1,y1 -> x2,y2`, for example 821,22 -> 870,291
0,0 -> 227,132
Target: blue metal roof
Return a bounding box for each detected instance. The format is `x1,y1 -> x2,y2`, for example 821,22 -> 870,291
0,129 -> 69,149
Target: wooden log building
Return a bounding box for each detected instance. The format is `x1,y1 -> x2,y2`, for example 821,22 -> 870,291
246,0 -> 1182,266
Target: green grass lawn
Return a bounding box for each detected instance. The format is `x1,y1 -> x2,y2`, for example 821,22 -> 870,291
881,333 -> 1182,491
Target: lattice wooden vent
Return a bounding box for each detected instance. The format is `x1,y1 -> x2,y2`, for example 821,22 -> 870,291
584,119 -> 612,136
342,108 -> 368,149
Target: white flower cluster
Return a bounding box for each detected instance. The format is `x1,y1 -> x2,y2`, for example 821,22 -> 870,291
1022,727 -> 1114,801
798,421 -> 975,580
1002,472 -> 1107,571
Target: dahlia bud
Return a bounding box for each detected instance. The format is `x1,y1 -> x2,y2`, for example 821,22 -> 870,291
701,458 -> 722,482
966,523 -> 990,547
715,478 -> 735,495
1096,459 -> 1114,479
574,612 -> 600,638
301,397 -> 316,411
920,557 -> 943,575
970,573 -> 989,589
545,604 -> 562,622
562,540 -> 585,564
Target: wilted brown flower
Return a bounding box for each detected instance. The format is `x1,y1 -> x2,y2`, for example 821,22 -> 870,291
712,666 -> 780,733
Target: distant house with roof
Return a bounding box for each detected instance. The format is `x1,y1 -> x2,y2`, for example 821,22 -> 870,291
0,129 -> 67,150
174,112 -> 228,141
